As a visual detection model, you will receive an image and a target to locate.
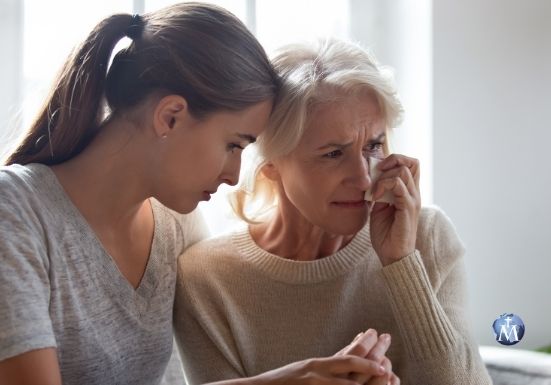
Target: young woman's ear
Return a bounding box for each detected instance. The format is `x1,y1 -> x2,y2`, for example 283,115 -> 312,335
260,162 -> 280,181
152,95 -> 189,139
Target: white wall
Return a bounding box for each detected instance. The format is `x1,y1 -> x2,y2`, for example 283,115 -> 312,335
0,0 -> 23,150
433,0 -> 551,349
349,0 -> 433,203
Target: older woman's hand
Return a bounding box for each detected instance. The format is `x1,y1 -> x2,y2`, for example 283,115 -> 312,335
369,154 -> 421,266
337,329 -> 400,385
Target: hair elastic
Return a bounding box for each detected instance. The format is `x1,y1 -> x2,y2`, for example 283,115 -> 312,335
125,14 -> 144,40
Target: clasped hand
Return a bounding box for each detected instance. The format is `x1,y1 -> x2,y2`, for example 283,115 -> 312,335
244,329 -> 399,385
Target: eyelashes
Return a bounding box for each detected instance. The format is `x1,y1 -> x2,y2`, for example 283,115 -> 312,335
322,142 -> 384,159
227,143 -> 245,153
366,142 -> 384,152
324,150 -> 343,158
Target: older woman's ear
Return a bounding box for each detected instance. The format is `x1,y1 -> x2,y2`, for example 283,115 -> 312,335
260,162 -> 280,181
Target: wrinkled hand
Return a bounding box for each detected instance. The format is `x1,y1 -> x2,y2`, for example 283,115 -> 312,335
247,349 -> 386,385
234,329 -> 398,385
336,329 -> 400,385
369,154 -> 421,266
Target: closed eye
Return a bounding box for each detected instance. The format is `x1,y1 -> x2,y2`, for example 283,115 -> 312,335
364,142 -> 384,153
323,149 -> 343,158
227,143 -> 245,153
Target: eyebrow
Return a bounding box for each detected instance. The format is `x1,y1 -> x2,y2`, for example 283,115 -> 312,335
316,133 -> 386,150
237,133 -> 257,144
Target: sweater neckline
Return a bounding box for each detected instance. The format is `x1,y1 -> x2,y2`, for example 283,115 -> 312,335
232,223 -> 378,284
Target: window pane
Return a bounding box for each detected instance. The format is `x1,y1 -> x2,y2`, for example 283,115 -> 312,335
22,0 -> 133,128
256,0 -> 350,53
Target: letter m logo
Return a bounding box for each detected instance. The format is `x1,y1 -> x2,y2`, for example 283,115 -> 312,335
498,325 -> 519,343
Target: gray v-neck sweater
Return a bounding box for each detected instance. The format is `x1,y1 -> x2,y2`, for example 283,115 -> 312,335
0,163 -> 209,384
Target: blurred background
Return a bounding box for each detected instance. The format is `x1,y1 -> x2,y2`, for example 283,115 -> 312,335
1,0 -> 549,351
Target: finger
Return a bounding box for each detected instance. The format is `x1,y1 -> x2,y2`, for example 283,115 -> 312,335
374,166 -> 418,200
300,374 -> 365,385
323,355 -> 386,377
336,332 -> 366,356
372,177 -> 414,207
363,372 -> 389,385
370,200 -> 392,215
365,334 -> 391,363
346,333 -> 389,385
400,165 -> 419,203
327,380 -> 371,385
378,155 -> 420,188
390,373 -> 400,385
306,375 -> 366,385
369,357 -> 393,385
380,356 -> 392,373
340,329 -> 378,358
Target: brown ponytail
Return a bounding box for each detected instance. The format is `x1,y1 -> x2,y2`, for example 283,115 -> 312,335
6,3 -> 279,166
6,14 -> 138,165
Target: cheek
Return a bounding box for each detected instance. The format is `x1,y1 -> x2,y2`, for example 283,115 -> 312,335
280,164 -> 331,211
192,144 -> 227,174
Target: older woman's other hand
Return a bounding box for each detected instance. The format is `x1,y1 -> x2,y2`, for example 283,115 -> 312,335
369,154 -> 421,266
336,329 -> 400,385
244,355 -> 387,385
365,356 -> 400,385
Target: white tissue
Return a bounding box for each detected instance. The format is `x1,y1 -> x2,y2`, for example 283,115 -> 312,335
364,157 -> 395,204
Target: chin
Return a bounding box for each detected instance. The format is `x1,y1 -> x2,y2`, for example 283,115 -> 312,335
159,197 -> 198,215
319,216 -> 368,236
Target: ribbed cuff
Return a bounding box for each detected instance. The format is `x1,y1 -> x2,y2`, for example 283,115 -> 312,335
382,251 -> 456,359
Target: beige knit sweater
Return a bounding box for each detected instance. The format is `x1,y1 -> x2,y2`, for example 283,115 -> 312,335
174,206 -> 492,385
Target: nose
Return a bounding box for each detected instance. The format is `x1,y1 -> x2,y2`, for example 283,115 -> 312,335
344,154 -> 372,191
220,155 -> 241,187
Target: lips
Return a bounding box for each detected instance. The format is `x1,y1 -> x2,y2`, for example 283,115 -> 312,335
202,191 -> 214,201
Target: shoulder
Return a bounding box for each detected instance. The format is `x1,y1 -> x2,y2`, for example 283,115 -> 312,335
415,205 -> 466,289
151,200 -> 210,253
178,232 -> 237,270
417,205 -> 465,254
0,164 -> 51,233
176,231 -> 241,288
0,164 -> 43,200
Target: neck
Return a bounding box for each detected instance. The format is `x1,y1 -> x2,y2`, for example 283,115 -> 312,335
250,204 -> 355,261
51,118 -> 153,234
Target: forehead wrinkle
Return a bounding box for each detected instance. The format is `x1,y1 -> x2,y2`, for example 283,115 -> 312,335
302,97 -> 384,147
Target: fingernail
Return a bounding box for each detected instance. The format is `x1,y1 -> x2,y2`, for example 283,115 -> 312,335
354,332 -> 364,341
378,365 -> 387,375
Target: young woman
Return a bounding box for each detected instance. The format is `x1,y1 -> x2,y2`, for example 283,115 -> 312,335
0,4 -> 391,385
174,38 -> 492,385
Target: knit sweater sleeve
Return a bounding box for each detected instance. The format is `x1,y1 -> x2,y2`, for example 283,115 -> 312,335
173,238 -> 245,385
380,206 -> 492,385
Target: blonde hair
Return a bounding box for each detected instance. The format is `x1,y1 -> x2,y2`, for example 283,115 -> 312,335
231,38 -> 404,223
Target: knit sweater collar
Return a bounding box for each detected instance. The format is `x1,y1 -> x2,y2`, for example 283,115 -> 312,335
231,222 -> 378,284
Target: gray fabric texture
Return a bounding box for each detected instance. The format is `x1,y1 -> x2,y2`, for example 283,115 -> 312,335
0,163 -> 208,385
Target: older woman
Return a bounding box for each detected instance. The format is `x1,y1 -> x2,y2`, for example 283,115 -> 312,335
174,39 -> 492,385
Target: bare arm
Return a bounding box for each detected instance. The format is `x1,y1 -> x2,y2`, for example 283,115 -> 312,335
0,348 -> 62,385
